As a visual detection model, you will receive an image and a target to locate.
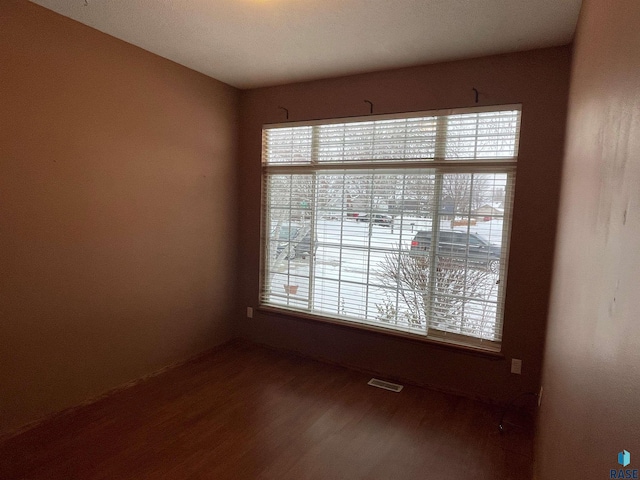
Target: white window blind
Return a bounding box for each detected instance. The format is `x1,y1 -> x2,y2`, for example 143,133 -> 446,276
260,105 -> 521,352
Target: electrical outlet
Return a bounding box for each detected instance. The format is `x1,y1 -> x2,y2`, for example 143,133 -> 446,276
511,358 -> 522,375
538,386 -> 543,407
246,307 -> 253,318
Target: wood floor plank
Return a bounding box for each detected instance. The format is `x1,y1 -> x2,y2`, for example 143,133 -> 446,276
0,342 -> 533,479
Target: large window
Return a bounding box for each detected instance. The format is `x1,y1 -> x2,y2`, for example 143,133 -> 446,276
260,105 -> 521,352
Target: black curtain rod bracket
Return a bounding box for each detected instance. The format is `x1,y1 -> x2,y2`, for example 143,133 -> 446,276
364,100 -> 374,114
278,106 -> 289,120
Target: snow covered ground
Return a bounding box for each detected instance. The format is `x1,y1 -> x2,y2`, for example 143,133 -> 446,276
266,216 -> 505,338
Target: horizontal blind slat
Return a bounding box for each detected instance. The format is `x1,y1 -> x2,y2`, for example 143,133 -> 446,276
263,108 -> 520,166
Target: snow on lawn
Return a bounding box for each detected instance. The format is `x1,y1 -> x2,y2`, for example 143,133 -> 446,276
268,216 -> 505,338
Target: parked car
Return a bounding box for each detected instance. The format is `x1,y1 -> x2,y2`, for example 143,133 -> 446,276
410,230 -> 501,273
273,225 -> 317,260
356,214 -> 393,227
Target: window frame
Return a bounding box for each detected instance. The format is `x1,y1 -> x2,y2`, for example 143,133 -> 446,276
259,104 -> 520,353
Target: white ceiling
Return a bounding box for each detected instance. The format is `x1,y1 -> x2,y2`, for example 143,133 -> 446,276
30,0 -> 582,89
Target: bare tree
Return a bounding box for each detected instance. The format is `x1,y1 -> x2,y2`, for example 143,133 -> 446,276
375,251 -> 498,338
442,173 -> 491,218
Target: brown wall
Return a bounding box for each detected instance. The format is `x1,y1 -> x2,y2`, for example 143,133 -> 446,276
237,47 -> 571,402
0,1 -> 238,435
536,1 -> 640,477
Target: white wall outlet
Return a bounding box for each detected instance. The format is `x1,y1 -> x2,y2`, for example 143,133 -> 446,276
511,358 -> 522,374
538,386 -> 543,407
246,307 -> 253,318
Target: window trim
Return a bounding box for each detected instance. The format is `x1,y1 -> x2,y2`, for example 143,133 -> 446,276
262,103 -> 521,131
259,104 -> 520,353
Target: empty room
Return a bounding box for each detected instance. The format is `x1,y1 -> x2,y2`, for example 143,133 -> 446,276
1,0 -> 639,478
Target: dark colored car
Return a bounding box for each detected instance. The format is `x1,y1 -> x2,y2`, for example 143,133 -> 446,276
356,214 -> 393,227
410,230 -> 501,273
273,225 -> 317,260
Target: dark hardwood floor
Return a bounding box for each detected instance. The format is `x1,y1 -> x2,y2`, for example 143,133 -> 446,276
0,342 -> 533,479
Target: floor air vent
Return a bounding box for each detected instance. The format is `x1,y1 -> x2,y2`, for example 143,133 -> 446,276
367,378 -> 403,392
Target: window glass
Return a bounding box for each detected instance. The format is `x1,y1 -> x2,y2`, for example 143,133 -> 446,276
261,106 -> 520,351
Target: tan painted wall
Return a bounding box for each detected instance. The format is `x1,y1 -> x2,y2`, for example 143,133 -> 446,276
237,47 -> 571,402
536,1 -> 640,477
0,1 -> 238,435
